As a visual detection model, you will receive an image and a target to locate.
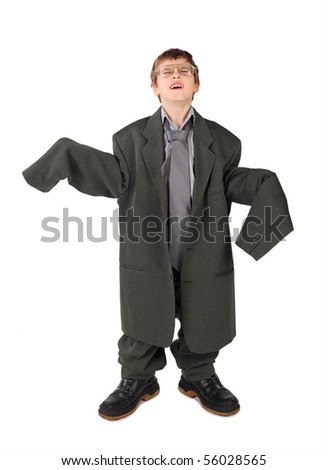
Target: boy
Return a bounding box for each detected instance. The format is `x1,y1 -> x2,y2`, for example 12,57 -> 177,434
22,48 -> 293,420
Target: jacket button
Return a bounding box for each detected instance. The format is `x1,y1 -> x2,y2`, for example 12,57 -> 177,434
248,234 -> 262,245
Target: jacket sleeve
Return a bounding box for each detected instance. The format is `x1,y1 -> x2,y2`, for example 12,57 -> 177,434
22,136 -> 129,198
223,141 -> 294,261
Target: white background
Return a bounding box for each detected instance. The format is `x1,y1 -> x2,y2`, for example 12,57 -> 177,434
1,0 -> 327,468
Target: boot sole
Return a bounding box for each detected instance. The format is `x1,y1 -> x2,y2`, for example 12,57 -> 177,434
178,386 -> 240,416
98,389 -> 160,421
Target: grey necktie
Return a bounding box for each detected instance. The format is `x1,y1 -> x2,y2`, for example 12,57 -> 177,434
165,121 -> 192,272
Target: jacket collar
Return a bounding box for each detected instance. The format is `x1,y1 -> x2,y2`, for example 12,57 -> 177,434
142,106 -> 213,146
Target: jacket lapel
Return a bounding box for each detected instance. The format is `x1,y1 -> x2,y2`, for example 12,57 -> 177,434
191,109 -> 216,216
141,107 -> 216,220
141,108 -> 168,219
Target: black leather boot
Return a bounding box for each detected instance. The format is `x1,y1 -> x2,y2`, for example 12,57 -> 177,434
178,373 -> 240,416
98,376 -> 159,420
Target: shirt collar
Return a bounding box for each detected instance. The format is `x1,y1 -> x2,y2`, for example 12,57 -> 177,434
161,106 -> 195,130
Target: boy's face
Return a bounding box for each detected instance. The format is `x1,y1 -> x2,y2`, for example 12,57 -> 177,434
152,58 -> 199,105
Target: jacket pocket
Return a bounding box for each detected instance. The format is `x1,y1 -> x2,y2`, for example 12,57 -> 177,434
214,267 -> 234,278
120,263 -> 145,272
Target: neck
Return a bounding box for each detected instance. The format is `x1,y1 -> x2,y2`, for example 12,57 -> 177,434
161,101 -> 192,128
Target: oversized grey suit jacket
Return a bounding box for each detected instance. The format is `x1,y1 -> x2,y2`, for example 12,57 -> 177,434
22,107 -> 294,353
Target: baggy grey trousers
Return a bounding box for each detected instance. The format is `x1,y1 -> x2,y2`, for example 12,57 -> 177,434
118,267 -> 219,381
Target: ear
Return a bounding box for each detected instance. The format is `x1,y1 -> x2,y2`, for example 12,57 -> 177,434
152,84 -> 160,98
194,81 -> 200,94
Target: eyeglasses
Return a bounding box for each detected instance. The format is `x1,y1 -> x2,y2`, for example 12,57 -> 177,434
156,63 -> 197,78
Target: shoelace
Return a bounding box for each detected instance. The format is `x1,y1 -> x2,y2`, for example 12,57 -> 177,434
112,380 -> 138,399
201,375 -> 223,394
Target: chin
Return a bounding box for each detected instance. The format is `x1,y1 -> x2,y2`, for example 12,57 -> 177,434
170,95 -> 191,102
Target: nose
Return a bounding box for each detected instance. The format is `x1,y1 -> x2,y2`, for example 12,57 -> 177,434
172,66 -> 181,78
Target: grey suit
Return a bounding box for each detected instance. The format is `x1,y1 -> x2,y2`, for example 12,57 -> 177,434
22,107 -> 294,355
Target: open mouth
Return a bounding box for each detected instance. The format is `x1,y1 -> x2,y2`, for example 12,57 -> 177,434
170,83 -> 184,90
